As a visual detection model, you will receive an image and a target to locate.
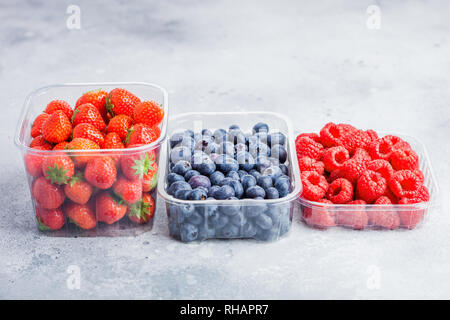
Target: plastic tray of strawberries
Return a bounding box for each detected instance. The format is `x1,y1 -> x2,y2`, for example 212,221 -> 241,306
15,82 -> 168,236
295,123 -> 438,230
157,112 -> 302,242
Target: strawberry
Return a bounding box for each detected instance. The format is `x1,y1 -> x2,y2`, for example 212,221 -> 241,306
106,88 -> 141,117
125,123 -> 159,147
36,206 -> 65,231
29,135 -> 53,150
32,176 -> 65,209
103,132 -> 124,149
72,103 -> 106,131
42,110 -> 72,143
75,89 -> 108,121
53,141 -> 69,150
31,113 -> 49,138
44,100 -> 73,119
66,138 -> 100,168
25,146 -> 47,177
42,155 -> 75,184
106,114 -> 133,141
96,191 -> 127,224
84,156 -> 117,189
121,148 -> 156,181
133,100 -> 164,127
64,172 -> 92,204
65,201 -> 97,230
142,161 -> 158,192
72,123 -> 105,147
112,175 -> 142,204
127,193 -> 155,224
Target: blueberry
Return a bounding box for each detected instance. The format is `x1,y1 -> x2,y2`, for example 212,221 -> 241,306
187,210 -> 204,224
215,215 -> 229,229
263,165 -> 283,182
218,141 -> 235,156
242,222 -> 258,238
210,171 -> 225,185
249,142 -> 270,159
237,170 -> 248,178
201,129 -> 212,137
209,153 -> 221,162
212,129 -> 227,143
274,177 -> 291,198
255,155 -> 272,172
184,129 -> 194,139
279,164 -> 289,175
249,169 -> 262,180
168,181 -> 191,196
245,185 -> 266,198
230,180 -> 244,199
270,144 -> 287,163
178,203 -> 196,218
188,188 -> 208,200
266,207 -> 281,227
254,132 -> 269,145
255,213 -> 273,230
184,169 -> 200,181
169,219 -> 181,239
169,132 -> 185,148
229,124 -> 240,130
241,174 -> 257,190
267,132 -> 286,146
214,155 -> 239,173
257,175 -> 273,190
245,201 -> 267,218
220,224 -> 239,238
236,152 -> 255,171
170,146 -> 192,164
197,160 -> 216,176
214,185 -> 235,200
208,185 -> 220,198
180,136 -> 195,153
195,136 -> 214,152
193,132 -> 203,143
191,153 -> 211,170
265,187 -> 280,199
234,143 -> 247,154
219,198 -> 241,216
227,129 -> 246,145
188,175 -> 211,189
204,142 -> 219,155
227,171 -> 240,180
168,172 -> 185,185
252,122 -> 269,134
174,189 -> 192,200
269,157 -> 280,167
180,223 -> 198,242
230,212 -> 247,227
255,227 -> 279,242
205,202 -> 219,219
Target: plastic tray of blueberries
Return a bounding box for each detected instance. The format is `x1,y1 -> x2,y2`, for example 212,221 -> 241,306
296,130 -> 439,230
157,112 -> 302,242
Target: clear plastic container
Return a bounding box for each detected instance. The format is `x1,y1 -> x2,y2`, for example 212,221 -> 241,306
157,112 -> 302,242
296,130 -> 439,230
15,82 -> 168,236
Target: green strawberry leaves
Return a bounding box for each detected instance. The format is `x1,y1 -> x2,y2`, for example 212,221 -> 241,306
45,163 -> 70,185
129,198 -> 151,221
131,152 -> 155,180
71,108 -> 80,123
37,216 -> 51,231
105,95 -> 115,117
68,172 -> 84,187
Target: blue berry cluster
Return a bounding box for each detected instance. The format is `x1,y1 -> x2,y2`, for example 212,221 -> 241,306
166,122 -> 293,242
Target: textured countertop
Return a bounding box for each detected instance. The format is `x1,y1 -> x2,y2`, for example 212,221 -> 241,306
1,0 -> 449,299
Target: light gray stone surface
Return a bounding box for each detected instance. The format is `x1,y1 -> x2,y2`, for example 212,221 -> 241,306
1,0 -> 449,299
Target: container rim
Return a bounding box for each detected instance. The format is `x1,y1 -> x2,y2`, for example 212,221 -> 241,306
157,111 -> 302,205
14,82 -> 169,154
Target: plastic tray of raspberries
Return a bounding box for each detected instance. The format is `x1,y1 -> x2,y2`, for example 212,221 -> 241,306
295,123 -> 438,230
157,112 -> 302,242
14,82 -> 168,236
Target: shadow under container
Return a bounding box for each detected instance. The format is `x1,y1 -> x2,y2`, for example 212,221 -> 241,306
157,112 -> 302,242
15,82 -> 168,236
297,131 -> 438,230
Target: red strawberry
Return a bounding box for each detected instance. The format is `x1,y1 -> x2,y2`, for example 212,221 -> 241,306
84,156 -> 117,189
32,176 -> 65,209
42,110 -> 72,143
302,199 -> 336,229
75,89 -> 108,121
64,172 -> 92,204
121,149 -> 156,181
96,191 -> 127,224
29,135 -> 53,150
106,114 -> 133,141
41,155 -> 75,185
106,88 -> 141,117
127,193 -> 155,224
142,161 -> 158,192
133,100 -> 164,127
72,103 -> 106,131
72,123 -> 105,147
31,113 -> 50,138
44,100 -> 73,119
53,141 -> 69,150
112,175 -> 142,204
65,201 -> 97,230
103,132 -> 124,149
66,138 -> 100,168
36,206 -> 65,231
25,146 -> 47,177
125,124 -> 160,146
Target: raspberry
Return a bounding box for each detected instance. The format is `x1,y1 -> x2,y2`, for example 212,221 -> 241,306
368,137 -> 394,160
397,189 -> 429,229
368,196 -> 400,229
390,148 -> 419,171
302,199 -> 336,229
356,170 -> 387,203
322,146 -> 349,172
298,156 -> 325,175
365,129 -> 378,143
296,133 -> 321,144
340,129 -> 371,154
366,159 -> 394,181
319,122 -> 346,148
388,170 -> 421,198
383,186 -> 398,204
301,171 -> 329,201
412,169 -> 424,184
326,178 -> 353,204
339,159 -> 366,184
403,185 -> 430,203
335,199 -> 368,230
339,124 -> 357,134
351,148 -> 371,163
296,136 -> 324,161
328,169 -> 341,183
